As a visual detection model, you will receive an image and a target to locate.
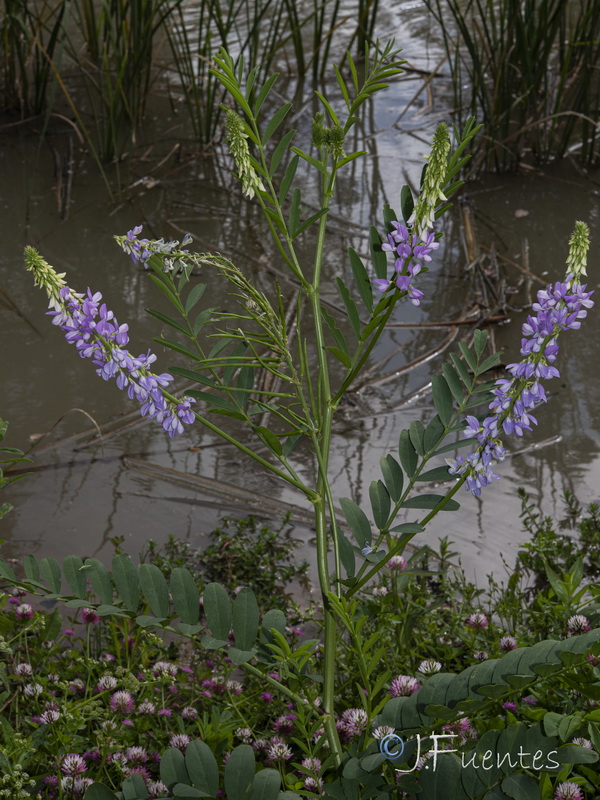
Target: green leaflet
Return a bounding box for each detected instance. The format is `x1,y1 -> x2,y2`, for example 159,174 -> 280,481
170,567 -> 200,626
138,563 -> 170,619
224,745 -> 256,800
203,583 -> 232,640
232,587 -> 259,651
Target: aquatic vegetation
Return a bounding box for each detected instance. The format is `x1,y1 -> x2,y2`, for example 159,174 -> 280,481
427,0 -> 600,170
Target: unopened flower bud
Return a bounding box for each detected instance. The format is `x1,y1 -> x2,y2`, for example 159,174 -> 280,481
566,220 -> 590,280
411,122 -> 451,236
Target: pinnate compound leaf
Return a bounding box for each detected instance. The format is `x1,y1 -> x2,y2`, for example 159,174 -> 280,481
170,567 -> 200,625
138,563 -> 170,618
203,583 -> 232,640
339,498 -> 371,548
112,555 -> 140,611
232,587 -> 260,651
224,745 -> 255,800
382,630 -> 600,731
185,740 -> 219,797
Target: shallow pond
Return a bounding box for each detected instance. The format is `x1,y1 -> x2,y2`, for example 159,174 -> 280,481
1,0 -> 599,588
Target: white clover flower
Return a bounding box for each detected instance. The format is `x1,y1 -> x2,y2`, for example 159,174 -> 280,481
418,659 -> 442,675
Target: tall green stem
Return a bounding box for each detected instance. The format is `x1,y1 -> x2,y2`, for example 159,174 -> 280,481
310,163 -> 344,764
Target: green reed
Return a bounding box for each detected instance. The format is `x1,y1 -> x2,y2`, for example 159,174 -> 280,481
1,0 -> 69,115
69,0 -> 176,161
2,0 -> 386,168
427,0 -> 600,171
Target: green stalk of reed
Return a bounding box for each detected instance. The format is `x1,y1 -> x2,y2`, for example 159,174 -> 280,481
164,0 -> 225,144
427,0 -> 600,171
1,0 -> 70,116
66,0 -> 178,160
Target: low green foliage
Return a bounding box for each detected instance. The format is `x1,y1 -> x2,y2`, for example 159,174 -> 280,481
140,516 -> 310,615
1,499 -> 600,798
0,418 -> 30,521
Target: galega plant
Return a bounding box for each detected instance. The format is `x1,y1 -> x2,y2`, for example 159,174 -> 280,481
7,42 -> 598,799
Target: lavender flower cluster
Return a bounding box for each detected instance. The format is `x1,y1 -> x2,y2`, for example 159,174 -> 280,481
49,286 -> 196,437
117,225 -> 201,273
373,221 -> 440,306
448,274 -> 594,496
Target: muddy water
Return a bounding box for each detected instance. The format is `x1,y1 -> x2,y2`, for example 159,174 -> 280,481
1,0 -> 599,588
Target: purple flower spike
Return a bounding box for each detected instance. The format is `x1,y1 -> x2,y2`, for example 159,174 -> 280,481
47,285 -> 196,437
374,224 -> 439,307
448,271 -> 593,497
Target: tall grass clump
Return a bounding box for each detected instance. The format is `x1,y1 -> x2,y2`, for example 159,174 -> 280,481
426,0 -> 600,171
66,0 -> 175,160
2,0 -> 387,161
166,0 -> 386,142
165,0 -> 288,144
0,0 -> 69,116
